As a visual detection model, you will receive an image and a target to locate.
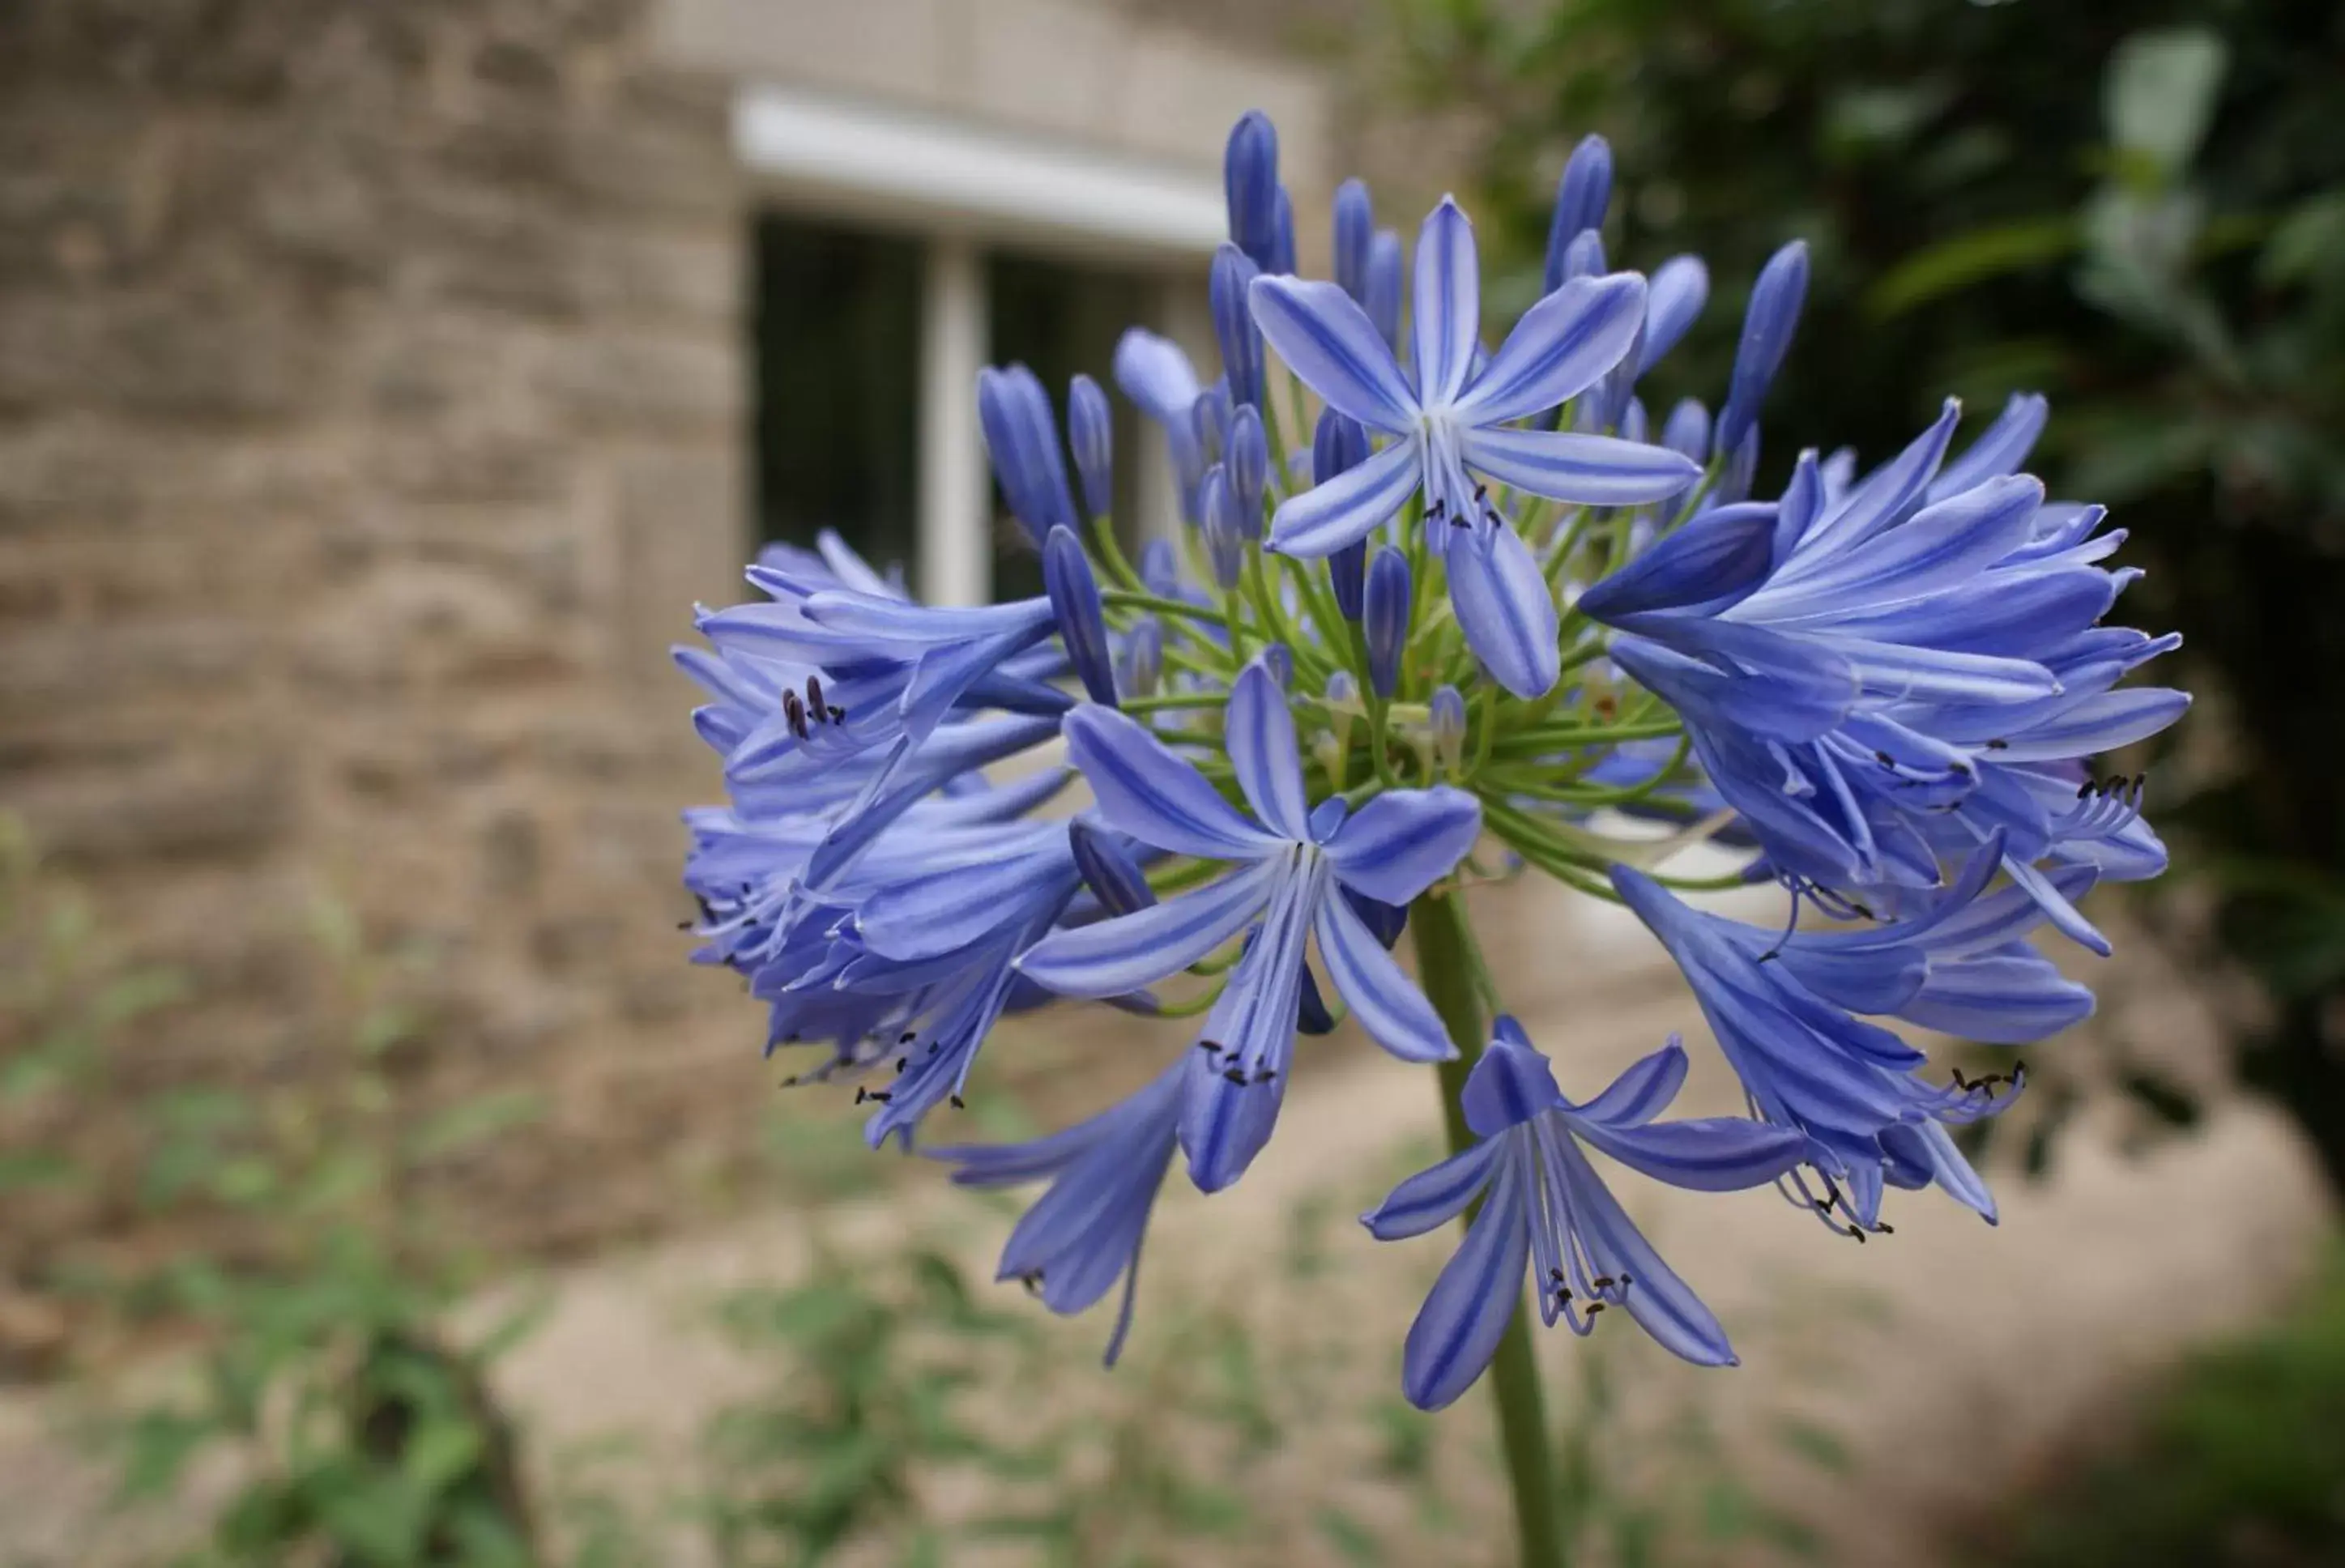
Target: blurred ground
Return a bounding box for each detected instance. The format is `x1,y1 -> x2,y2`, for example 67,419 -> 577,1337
2,879 -> 2330,1565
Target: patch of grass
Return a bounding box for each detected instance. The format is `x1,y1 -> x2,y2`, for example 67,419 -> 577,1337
1984,1245 -> 2345,1567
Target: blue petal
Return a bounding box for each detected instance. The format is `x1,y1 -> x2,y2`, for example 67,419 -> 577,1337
1063,705 -> 1284,860
1315,889 -> 1455,1063
1017,859 -> 1277,997
1452,272 -> 1646,425
1568,1114 -> 1807,1192
1226,658 -> 1313,839
1578,501 -> 1778,620
1777,400 -> 1960,571
1637,255 -> 1709,373
1548,1132 -> 1737,1365
1900,948 -> 2094,1043
856,850 -> 1072,962
1266,437 -> 1423,558
1445,523 -> 1561,699
1247,275 -> 1418,431
1817,635 -> 2061,705
1926,392 -> 2048,504
1324,786 -> 1482,905
1459,426 -> 1701,506
1570,1038 -> 1690,1127
1401,1151 -> 1529,1411
1773,944 -> 1928,1017
1987,688 -> 2190,763
1461,1037 -> 1566,1136
1812,568 -> 2117,658
1740,475 -> 2044,620
1113,327 -> 1203,424
1362,1139 -> 1501,1239
1612,623 -> 1857,742
1413,198 -> 1482,408
1880,1119 -> 1998,1222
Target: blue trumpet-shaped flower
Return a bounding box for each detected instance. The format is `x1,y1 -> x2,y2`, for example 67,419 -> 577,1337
1250,198 -> 1699,697
1366,1022 -> 1806,1410
928,1055 -> 1185,1366
1017,657 -> 1482,1191
1611,844 -> 2092,1234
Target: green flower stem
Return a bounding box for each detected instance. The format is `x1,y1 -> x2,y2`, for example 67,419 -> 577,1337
1101,590 -> 1232,633
1119,692 -> 1230,716
1088,514 -> 1149,595
1409,891 -> 1567,1568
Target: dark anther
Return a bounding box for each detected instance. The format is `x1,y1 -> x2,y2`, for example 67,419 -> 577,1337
855,1086 -> 869,1104
1849,1227 -> 1868,1245
1427,499 -> 1447,521
1877,1222 -> 1895,1235
676,919 -> 693,931
780,1075 -> 799,1088
1550,1268 -> 1566,1284
2077,778 -> 2096,799
950,1093 -> 966,1109
1874,750 -> 1896,767
1985,738 -> 2010,751
1019,1271 -> 1043,1296
1200,1040 -> 1223,1056
783,689 -> 808,740
828,705 -> 846,725
868,1089 -> 893,1103
900,1030 -> 918,1043
1252,1067 -> 1276,1084
1951,1066 -> 1972,1090
895,1057 -> 906,1073
806,675 -> 825,716
1618,1272 -> 1633,1286
1222,1065 -> 1248,1086
1473,483 -> 1488,501
1592,1275 -> 1615,1290
1584,1302 -> 1605,1317
694,893 -> 716,922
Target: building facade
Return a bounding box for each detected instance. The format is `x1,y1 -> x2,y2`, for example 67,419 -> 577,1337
0,0 -> 1331,1257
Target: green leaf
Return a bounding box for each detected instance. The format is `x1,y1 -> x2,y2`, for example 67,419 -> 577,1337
1866,218 -> 2078,317
2104,29 -> 2228,177
2259,191 -> 2345,288
403,1419 -> 487,1494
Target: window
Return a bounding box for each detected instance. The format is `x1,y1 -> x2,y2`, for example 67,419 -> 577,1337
751,219 -> 1179,604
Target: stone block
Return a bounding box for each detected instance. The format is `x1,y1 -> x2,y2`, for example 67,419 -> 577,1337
547,330 -> 740,431
0,617 -> 264,714
18,754 -> 289,866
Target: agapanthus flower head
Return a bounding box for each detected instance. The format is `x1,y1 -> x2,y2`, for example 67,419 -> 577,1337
674,109 -> 2182,1410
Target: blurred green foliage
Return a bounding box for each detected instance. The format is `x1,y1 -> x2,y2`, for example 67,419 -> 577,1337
1392,0 -> 2345,1189
0,825 -> 546,1564
1980,1248 -> 2345,1566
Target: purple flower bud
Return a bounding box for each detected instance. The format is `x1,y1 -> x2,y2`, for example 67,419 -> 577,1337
1364,545 -> 1410,698
1716,240 -> 1810,459
1639,255 -> 1709,374
976,364 -> 1077,545
1191,383 -> 1231,469
1365,230 -> 1403,352
1200,466 -> 1244,589
1714,424 -> 1759,508
1430,684 -> 1467,772
1224,111 -> 1281,270
1069,818 -> 1156,917
1068,373 -> 1114,521
1333,179 -> 1374,304
1543,134 -> 1614,295
1226,405 -> 1268,536
1314,410 -> 1371,620
1262,642 -> 1294,690
1618,397 -> 1649,446
1115,616 -> 1162,698
1211,245 -> 1265,411
1324,669 -> 1358,709
1042,526 -> 1117,705
1139,537 -> 1181,596
1269,186 -> 1297,277
1556,228 -> 1606,287
1661,398 -> 1711,467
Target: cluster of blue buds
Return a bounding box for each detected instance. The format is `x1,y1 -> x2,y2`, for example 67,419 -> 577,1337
676,112 -> 2185,1412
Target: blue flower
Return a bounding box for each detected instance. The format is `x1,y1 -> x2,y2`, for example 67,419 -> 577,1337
928,1056 -> 1186,1366
1249,198 -> 1699,697
1365,1022 -> 1806,1410
1610,844 -> 2093,1234
1017,656 -> 1482,1191
1580,399 -> 2188,946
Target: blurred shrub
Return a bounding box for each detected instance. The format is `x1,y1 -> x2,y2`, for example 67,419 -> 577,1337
1392,0 -> 2345,1188
1978,1247 -> 2345,1566
0,825 -> 546,1564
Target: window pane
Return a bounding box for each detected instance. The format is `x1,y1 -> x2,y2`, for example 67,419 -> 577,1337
987,253 -> 1150,603
751,215 -> 921,579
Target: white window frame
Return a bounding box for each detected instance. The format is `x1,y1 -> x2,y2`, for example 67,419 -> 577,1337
734,84 -> 1222,605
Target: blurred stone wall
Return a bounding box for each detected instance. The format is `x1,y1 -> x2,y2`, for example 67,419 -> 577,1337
0,0 -> 754,1256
